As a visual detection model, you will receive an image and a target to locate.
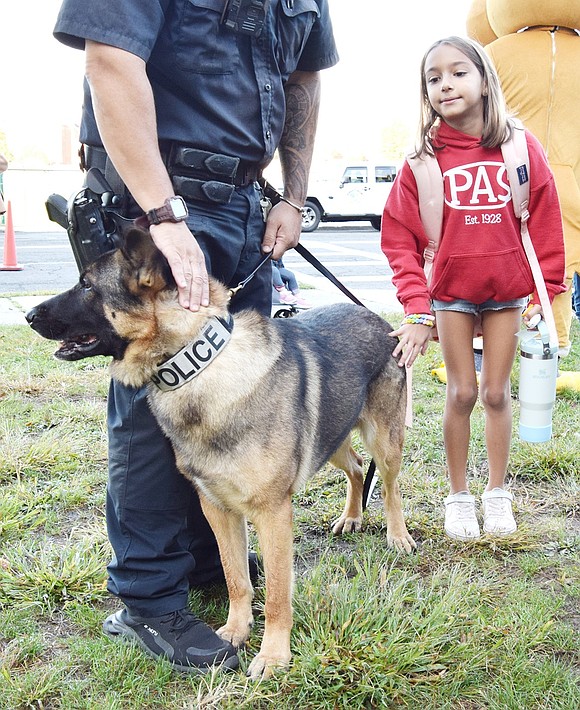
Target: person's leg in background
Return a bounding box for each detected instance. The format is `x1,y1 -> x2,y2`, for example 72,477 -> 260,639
278,263 -> 311,308
272,261 -> 297,304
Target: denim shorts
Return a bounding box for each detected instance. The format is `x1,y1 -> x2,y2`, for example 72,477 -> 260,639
432,297 -> 527,315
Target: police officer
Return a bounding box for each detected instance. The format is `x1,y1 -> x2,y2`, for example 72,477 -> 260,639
53,0 -> 338,673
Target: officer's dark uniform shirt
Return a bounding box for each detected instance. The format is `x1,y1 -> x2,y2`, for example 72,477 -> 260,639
54,0 -> 338,165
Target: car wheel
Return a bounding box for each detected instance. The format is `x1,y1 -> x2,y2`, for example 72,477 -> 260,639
370,216 -> 381,230
301,201 -> 321,232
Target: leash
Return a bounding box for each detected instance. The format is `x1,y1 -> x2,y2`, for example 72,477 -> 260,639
228,252 -> 272,300
293,243 -> 366,307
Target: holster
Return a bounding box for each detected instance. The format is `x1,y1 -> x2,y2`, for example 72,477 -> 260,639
46,163 -> 131,273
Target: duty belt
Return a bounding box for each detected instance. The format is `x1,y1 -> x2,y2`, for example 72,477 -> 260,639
165,144 -> 262,204
82,144 -> 262,205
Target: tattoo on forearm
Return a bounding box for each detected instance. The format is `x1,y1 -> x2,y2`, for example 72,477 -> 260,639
280,76 -> 321,202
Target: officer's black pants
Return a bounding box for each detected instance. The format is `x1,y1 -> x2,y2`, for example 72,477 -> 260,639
106,183 -> 272,616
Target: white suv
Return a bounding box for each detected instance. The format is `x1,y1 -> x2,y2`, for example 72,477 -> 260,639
301,163 -> 397,232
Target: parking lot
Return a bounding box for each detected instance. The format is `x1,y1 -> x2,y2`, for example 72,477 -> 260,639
0,224 -> 401,324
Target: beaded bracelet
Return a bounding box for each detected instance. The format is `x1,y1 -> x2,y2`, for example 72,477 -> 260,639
402,313 -> 436,327
280,196 -> 304,213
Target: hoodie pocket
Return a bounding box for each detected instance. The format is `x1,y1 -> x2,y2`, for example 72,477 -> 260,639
431,247 -> 534,304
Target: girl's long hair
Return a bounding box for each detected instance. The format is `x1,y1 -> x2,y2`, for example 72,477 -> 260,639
414,36 -> 512,157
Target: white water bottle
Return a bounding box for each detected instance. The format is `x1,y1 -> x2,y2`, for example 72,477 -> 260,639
518,316 -> 558,443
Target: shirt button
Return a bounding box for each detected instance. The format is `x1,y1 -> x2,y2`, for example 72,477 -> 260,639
266,130 -> 271,139
265,83 -> 272,91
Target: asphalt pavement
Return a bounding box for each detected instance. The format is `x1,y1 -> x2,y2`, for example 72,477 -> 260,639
0,226 -> 402,325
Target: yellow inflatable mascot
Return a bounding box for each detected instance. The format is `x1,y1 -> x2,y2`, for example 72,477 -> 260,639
466,0 -> 580,359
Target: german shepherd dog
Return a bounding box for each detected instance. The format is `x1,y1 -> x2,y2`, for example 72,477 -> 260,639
27,228 -> 416,679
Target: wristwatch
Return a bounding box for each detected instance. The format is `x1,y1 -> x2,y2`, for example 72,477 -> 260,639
143,196 -> 189,226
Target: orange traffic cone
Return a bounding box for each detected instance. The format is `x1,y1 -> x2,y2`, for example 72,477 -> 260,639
1,201 -> 22,271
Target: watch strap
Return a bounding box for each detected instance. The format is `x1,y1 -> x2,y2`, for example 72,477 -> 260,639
137,196 -> 188,228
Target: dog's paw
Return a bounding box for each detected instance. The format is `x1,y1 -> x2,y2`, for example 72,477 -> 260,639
331,515 -> 363,535
246,651 -> 291,680
217,622 -> 252,649
387,529 -> 417,553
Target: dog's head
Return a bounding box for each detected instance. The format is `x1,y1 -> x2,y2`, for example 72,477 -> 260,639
26,228 -> 178,362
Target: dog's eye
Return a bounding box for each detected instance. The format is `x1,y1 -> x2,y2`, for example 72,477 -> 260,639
80,277 -> 93,292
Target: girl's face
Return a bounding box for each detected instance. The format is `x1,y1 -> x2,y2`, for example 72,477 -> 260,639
424,43 -> 486,136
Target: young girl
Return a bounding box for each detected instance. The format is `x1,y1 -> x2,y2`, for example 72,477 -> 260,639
381,37 -> 566,540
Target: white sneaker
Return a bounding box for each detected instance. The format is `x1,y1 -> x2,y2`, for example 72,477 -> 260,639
444,492 -> 480,540
482,488 -> 517,535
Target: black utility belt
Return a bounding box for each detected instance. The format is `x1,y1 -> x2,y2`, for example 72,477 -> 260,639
82,144 -> 262,206
163,144 -> 262,205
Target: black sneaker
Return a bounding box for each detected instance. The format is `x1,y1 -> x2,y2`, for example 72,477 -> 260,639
103,607 -> 238,673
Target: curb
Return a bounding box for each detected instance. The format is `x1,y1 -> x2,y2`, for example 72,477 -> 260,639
0,296 -> 47,326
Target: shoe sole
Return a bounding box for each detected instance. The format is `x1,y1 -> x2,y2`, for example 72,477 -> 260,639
444,527 -> 481,541
103,613 -> 239,674
483,524 -> 517,536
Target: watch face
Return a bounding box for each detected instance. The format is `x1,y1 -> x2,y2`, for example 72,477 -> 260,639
171,197 -> 188,219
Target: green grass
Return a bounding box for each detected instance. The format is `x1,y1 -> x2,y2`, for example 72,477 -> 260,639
1,317 -> 579,709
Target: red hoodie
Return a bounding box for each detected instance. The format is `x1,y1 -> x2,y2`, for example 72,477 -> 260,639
381,122 -> 566,315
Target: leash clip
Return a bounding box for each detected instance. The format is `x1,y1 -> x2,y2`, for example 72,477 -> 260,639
228,252 -> 272,301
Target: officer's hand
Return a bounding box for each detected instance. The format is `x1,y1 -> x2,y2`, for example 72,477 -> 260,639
262,201 -> 303,259
149,221 -> 209,311
390,323 -> 432,368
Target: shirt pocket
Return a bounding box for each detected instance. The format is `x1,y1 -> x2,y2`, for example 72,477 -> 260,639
174,0 -> 239,75
275,0 -> 319,75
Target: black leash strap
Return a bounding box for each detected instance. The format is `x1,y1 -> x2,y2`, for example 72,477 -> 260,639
293,241 -> 378,510
362,459 -> 377,510
293,242 -> 366,307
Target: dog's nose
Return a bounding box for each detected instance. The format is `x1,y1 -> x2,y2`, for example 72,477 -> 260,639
26,305 -> 42,325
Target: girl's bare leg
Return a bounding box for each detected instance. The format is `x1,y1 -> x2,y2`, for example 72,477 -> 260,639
479,308 -> 521,491
436,311 -> 479,493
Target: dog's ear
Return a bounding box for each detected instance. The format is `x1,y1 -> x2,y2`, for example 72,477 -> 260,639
122,227 -> 174,291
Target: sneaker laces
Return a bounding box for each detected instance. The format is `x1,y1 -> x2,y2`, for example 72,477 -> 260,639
161,609 -> 202,640
448,500 -> 476,521
484,496 -> 511,518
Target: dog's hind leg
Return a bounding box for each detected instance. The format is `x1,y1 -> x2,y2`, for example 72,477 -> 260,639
329,436 -> 365,535
246,495 -> 294,680
359,411 -> 416,553
197,494 -> 254,649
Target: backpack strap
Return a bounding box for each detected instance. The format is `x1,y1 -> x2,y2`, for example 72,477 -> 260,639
403,154 -> 443,431
501,120 -> 558,349
406,153 -> 444,285
500,118 -> 529,221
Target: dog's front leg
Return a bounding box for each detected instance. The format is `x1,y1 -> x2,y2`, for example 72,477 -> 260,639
197,494 -> 254,649
247,495 -> 294,680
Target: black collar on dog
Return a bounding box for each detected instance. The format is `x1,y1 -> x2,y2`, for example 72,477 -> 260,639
151,315 -> 234,392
